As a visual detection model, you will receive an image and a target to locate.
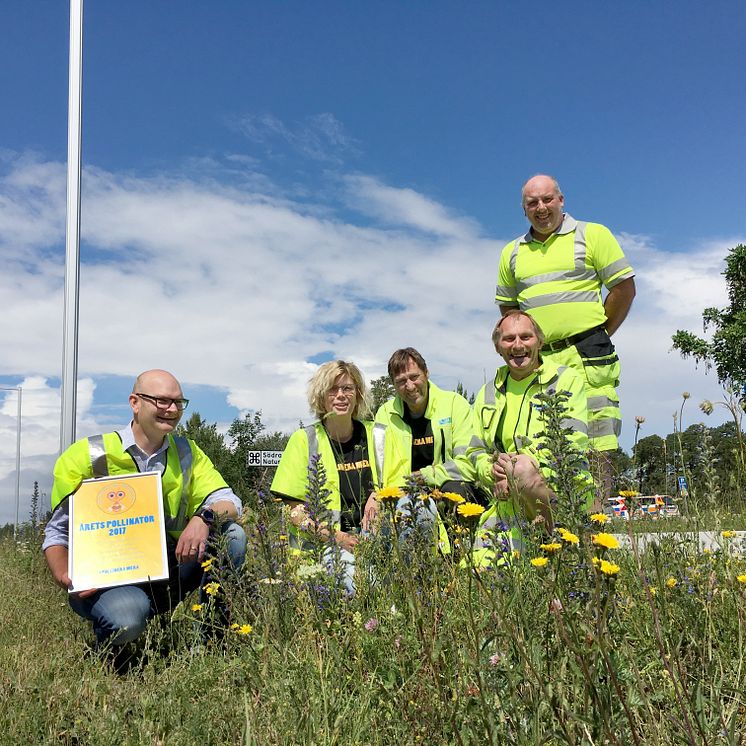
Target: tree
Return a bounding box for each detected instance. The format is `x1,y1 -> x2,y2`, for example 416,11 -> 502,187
455,381 -> 476,404
633,435 -> 668,494
176,412 -> 231,474
370,375 -> 395,413
672,243 -> 746,392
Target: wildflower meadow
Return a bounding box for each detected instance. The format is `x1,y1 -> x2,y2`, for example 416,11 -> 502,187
3,391 -> 746,745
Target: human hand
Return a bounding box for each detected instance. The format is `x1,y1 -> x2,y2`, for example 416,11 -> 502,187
335,531 -> 360,552
175,516 -> 210,563
492,453 -> 517,499
361,493 -> 379,533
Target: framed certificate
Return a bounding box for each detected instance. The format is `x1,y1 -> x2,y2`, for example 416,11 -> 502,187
68,471 -> 169,592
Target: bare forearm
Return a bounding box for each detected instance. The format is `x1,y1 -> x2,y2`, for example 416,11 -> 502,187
44,545 -> 71,589
208,499 -> 239,521
604,278 -> 636,336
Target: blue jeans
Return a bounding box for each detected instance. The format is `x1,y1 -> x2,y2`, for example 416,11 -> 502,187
322,495 -> 438,598
69,520 -> 247,646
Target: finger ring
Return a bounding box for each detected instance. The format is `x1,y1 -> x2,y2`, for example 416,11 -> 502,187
190,546 -> 197,552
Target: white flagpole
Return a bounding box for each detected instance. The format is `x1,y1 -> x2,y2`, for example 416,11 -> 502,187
61,0 -> 84,452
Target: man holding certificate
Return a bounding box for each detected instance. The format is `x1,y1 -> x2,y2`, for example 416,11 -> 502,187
43,369 -> 247,661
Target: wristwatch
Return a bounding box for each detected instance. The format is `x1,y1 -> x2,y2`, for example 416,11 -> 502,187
195,507 -> 216,527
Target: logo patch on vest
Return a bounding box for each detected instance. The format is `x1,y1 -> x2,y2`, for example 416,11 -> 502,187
438,417 -> 452,426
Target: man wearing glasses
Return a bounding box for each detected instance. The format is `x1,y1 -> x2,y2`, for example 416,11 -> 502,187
43,369 -> 246,668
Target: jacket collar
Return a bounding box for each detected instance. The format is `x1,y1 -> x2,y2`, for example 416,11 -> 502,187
522,212 -> 578,243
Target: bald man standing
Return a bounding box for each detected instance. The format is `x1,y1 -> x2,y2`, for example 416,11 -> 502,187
43,370 -> 246,667
495,176 -> 635,491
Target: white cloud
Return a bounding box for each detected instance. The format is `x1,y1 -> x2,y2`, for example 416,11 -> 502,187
234,112 -> 358,163
0,149 -> 743,522
343,174 -> 480,239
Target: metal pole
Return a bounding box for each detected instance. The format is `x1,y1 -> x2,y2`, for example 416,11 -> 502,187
61,0 -> 84,452
0,387 -> 22,540
13,388 -> 21,541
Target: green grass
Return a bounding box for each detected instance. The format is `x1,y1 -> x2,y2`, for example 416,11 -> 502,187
4,498 -> 746,745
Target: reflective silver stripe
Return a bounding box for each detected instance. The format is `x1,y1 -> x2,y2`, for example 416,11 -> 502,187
164,436 -> 193,533
442,460 -> 462,480
516,266 -> 597,292
588,417 -> 622,438
305,425 -> 318,457
452,445 -> 468,456
561,417 -> 588,434
574,220 -> 587,266
88,435 -> 109,478
521,290 -> 599,309
509,238 -> 521,277
587,395 -> 619,412
484,384 -> 496,405
598,257 -> 633,284
468,435 -> 487,466
372,423 -> 386,487
495,284 -> 517,300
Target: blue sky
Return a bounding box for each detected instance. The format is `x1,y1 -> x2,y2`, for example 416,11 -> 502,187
1,1 -> 744,522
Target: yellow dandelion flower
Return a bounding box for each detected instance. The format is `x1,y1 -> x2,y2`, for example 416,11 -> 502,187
590,513 -> 609,525
618,490 -> 639,498
191,603 -> 204,612
599,560 -> 620,576
591,556 -> 600,567
377,486 -> 403,502
558,528 -> 579,545
649,586 -> 657,596
457,502 -> 486,519
200,558 -> 214,571
531,557 -> 549,568
736,574 -> 746,584
592,533 -> 620,550
722,530 -> 737,539
236,624 -> 253,635
665,577 -> 677,588
230,623 -> 240,630
278,534 -> 288,541
440,491 -> 466,504
204,581 -> 221,596
540,542 -> 563,553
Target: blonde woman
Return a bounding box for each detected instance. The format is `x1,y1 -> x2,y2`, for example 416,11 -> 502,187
271,360 -> 413,594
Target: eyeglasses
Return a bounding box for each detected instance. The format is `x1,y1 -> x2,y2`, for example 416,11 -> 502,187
327,385 -> 356,397
136,393 -> 190,411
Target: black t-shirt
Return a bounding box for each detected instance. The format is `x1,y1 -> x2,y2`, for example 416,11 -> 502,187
330,420 -> 374,532
402,406 -> 434,472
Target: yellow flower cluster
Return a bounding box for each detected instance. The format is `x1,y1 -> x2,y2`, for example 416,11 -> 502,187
200,558 -> 214,571
457,502 -> 485,519
530,557 -> 549,568
722,530 -> 737,539
665,577 -> 678,588
191,603 -> 204,612
540,542 -> 563,553
737,575 -> 746,584
557,528 -> 579,545
590,513 -> 609,525
598,559 -> 620,576
204,581 -> 221,597
377,486 -> 403,502
592,533 -> 620,550
439,491 -> 466,505
230,623 -> 253,635
618,490 -> 639,498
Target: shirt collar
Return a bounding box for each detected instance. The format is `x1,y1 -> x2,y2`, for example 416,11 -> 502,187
523,212 -> 577,242
118,421 -> 170,457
